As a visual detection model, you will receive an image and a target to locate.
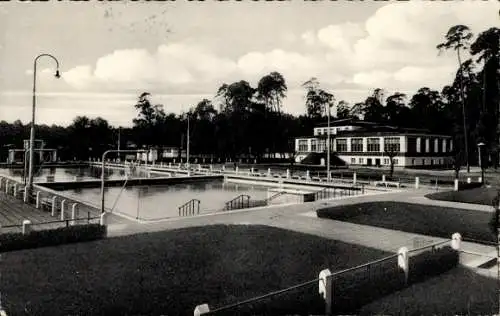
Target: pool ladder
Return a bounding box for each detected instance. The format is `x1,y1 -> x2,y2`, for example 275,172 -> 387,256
178,199 -> 201,217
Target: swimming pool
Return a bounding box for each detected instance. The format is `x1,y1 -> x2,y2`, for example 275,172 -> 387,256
61,180 -> 270,220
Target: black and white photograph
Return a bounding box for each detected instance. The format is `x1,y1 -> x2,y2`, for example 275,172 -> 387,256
0,0 -> 499,315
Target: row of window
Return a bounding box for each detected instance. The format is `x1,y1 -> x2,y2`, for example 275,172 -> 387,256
298,136 -> 452,154
415,137 -> 452,153
298,137 -> 401,153
350,157 -> 399,165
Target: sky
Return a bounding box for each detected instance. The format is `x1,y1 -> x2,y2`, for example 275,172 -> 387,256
0,0 -> 498,127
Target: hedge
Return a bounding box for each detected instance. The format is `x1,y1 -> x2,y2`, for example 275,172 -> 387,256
0,224 -> 107,252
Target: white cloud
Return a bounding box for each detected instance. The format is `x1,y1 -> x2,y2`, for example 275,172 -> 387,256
301,31 -> 316,46
59,1 -> 499,117
317,22 -> 364,54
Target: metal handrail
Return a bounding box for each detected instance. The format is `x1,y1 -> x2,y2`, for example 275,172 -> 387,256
225,194 -> 250,210
265,191 -> 286,203
178,199 -> 200,216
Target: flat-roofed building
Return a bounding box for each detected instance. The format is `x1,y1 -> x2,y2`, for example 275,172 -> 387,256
294,118 -> 453,168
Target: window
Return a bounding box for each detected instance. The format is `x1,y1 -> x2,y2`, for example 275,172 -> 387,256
311,139 -> 317,152
416,137 -> 421,153
318,139 -> 326,152
384,137 -> 400,152
442,139 -> 447,153
351,158 -> 356,164
336,139 -> 347,152
359,158 -> 364,164
393,158 -> 399,165
422,159 -> 425,165
425,138 -> 430,153
367,138 -> 380,152
351,138 -> 363,152
384,158 -> 389,165
434,139 -> 438,153
412,159 -> 415,165
298,140 -> 308,152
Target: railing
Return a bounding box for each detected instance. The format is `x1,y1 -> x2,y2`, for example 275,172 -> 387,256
2,215 -> 101,233
178,199 -> 201,217
265,191 -> 286,203
195,238 -> 453,315
224,194 -> 251,211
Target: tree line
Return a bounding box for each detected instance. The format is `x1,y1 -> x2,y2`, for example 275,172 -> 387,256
0,24 -> 498,169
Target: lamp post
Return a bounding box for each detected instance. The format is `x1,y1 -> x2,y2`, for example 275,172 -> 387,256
101,149 -> 146,213
187,112 -> 190,176
478,142 -> 485,184
327,105 -> 331,182
27,54 -> 61,193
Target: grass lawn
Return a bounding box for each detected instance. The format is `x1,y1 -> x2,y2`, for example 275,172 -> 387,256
316,201 -> 496,244
360,267 -> 497,315
1,224 -> 391,315
426,186 -> 500,206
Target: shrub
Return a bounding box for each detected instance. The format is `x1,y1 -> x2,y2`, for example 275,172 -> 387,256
0,224 -> 107,252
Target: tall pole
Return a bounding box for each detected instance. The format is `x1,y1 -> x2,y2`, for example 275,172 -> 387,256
117,127 -> 121,151
327,106 -> 331,182
27,54 -> 60,193
187,113 -> 190,175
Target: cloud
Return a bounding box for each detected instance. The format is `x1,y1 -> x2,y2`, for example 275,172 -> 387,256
60,1 -> 498,112
301,31 -> 316,46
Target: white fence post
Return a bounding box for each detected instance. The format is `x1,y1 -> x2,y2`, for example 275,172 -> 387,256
13,184 -> 17,197
415,177 -> 420,189
235,166 -> 239,174
286,169 -> 290,179
222,165 -> 226,172
306,170 -> 311,181
194,304 -> 210,316
319,269 -> 333,314
382,174 -> 386,182
467,177 -> 471,184
51,196 -> 58,216
36,191 -> 41,209
100,212 -> 107,225
267,168 -> 271,177
71,203 -> 78,226
23,185 -> 28,203
353,172 -> 357,186
398,247 -> 409,285
61,199 -> 67,221
451,233 -> 462,250
454,179 -> 459,191
478,176 -> 482,183
22,219 -> 32,235
4,180 -> 8,194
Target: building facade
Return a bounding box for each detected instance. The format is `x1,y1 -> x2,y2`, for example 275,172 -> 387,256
294,119 -> 454,168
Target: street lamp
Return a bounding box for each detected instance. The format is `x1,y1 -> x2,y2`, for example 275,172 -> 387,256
27,54 -> 61,193
478,142 -> 485,184
101,149 -> 146,213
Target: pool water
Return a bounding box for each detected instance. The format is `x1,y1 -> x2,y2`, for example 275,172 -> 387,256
62,180 -> 270,220
0,166 -> 164,183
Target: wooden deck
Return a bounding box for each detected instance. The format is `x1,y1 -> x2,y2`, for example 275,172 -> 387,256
0,191 -> 128,233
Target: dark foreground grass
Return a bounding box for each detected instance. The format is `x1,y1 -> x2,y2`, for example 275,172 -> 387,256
1,224 -> 390,316
360,267 -> 497,315
426,186 -> 500,206
316,201 -> 496,244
